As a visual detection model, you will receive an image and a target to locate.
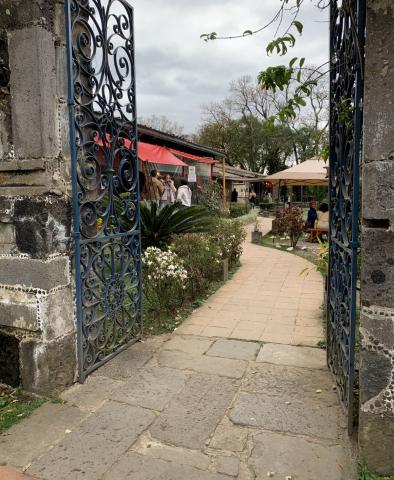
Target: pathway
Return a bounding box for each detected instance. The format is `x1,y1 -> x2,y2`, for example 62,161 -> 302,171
0,221 -> 356,480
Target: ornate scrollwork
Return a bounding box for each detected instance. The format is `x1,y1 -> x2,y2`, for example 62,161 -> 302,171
328,0 -> 364,427
67,0 -> 141,377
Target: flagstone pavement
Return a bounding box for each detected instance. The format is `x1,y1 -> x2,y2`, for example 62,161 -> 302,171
0,220 -> 357,480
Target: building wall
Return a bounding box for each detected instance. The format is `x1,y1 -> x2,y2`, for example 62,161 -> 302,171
0,0 -> 76,394
359,0 -> 394,474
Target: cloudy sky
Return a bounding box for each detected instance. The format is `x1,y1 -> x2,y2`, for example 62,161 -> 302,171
131,0 -> 329,133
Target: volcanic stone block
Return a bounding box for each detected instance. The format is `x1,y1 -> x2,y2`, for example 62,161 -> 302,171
362,162 -> 394,225
361,227 -> 394,308
20,333 -> 76,395
0,289 -> 38,331
9,26 -> 59,159
40,287 -> 74,341
359,412 -> 394,476
0,256 -> 70,291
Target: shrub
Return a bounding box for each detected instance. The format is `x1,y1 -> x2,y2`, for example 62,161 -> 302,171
275,206 -> 304,247
142,247 -> 188,324
199,182 -> 227,216
171,233 -> 222,296
140,202 -> 213,249
229,203 -> 251,218
210,219 -> 246,266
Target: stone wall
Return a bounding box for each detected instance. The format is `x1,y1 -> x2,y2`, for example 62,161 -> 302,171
0,0 -> 76,394
359,0 -> 394,474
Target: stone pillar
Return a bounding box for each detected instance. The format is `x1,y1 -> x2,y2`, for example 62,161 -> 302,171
0,0 -> 76,394
359,0 -> 394,475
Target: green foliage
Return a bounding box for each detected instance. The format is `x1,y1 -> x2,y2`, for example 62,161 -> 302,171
275,206 -> 304,247
358,464 -> 394,480
199,182 -> 226,216
300,238 -> 328,277
229,203 -> 252,218
140,202 -> 213,249
0,387 -> 46,433
210,219 -> 246,266
171,233 -> 222,297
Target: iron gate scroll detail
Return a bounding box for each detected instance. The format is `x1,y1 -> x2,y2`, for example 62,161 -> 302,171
65,0 -> 142,381
328,0 -> 365,430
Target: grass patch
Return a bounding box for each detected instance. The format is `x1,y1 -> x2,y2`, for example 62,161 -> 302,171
358,464 -> 394,480
223,211 -> 257,226
0,386 -> 47,433
143,264 -> 239,336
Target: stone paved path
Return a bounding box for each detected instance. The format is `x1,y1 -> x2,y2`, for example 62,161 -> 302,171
0,222 -> 356,480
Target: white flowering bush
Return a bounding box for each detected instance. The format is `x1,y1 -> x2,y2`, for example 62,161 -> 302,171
211,219 -> 246,266
142,247 -> 188,321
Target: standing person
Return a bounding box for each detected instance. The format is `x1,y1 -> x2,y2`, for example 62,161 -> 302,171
161,174 -> 177,206
177,179 -> 192,207
147,169 -> 164,206
249,189 -> 257,207
231,188 -> 238,203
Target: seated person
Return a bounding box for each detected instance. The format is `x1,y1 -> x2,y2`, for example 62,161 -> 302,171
317,202 -> 329,229
305,201 -> 317,229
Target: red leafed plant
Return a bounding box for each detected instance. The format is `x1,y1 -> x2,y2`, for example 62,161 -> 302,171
275,206 -> 305,247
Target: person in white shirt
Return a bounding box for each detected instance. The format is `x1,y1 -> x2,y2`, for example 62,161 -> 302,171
176,179 -> 192,207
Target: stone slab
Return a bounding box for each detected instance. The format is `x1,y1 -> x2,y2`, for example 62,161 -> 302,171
157,350 -> 247,379
150,373 -> 238,449
249,431 -> 355,480
256,343 -> 326,369
27,401 -> 156,480
207,339 -> 260,361
94,341 -> 154,380
209,416 -> 250,452
103,452 -> 228,480
0,289 -> 38,331
60,375 -> 124,412
242,363 -> 335,402
214,455 -> 239,477
111,366 -> 188,411
162,335 -> 213,355
229,392 -> 341,441
0,403 -> 87,469
132,432 -> 210,471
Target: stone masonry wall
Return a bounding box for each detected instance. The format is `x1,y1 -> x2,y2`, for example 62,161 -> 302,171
359,0 -> 394,475
0,0 -> 76,394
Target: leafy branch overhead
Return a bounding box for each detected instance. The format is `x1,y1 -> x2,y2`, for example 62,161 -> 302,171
200,0 -> 327,125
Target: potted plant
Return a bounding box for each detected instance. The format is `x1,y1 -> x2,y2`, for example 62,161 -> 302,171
251,219 -> 263,243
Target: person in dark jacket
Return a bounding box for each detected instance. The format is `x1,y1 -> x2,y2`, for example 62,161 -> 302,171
231,188 -> 238,203
305,201 -> 318,229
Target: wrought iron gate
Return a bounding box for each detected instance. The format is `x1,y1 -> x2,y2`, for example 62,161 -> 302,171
65,0 -> 142,381
327,0 -> 365,431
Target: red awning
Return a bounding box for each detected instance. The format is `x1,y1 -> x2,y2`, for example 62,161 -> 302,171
168,148 -> 218,164
138,142 -> 187,167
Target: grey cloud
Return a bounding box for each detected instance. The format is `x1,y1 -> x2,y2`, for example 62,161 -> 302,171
131,0 -> 329,132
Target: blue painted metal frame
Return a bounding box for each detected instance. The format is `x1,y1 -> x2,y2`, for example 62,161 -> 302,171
65,0 -> 142,382
328,0 -> 365,432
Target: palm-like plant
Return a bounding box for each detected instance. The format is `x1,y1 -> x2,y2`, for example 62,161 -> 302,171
140,202 -> 213,248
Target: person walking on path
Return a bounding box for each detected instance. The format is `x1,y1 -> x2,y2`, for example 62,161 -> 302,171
160,174 -> 176,206
176,179 -> 192,207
